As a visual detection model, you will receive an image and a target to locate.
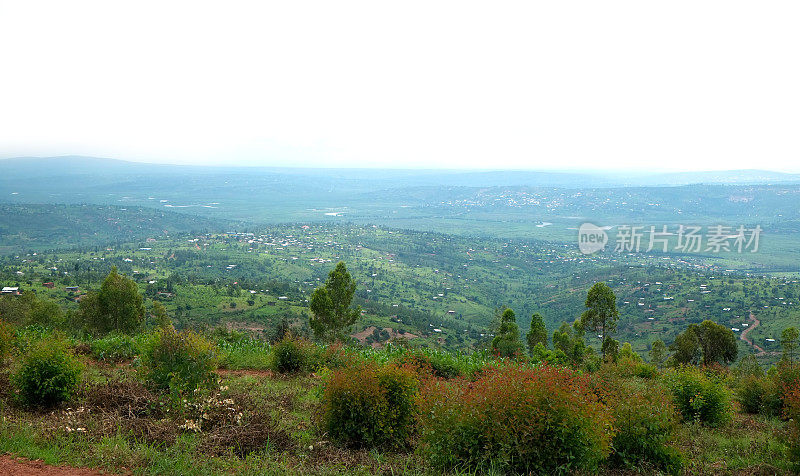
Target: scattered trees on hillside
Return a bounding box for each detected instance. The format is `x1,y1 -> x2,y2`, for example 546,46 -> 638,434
309,262 -> 361,342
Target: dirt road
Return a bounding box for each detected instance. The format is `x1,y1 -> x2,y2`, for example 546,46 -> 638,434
0,455 -> 107,476
740,312 -> 768,355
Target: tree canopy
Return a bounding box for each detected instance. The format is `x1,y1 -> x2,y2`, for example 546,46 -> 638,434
79,266 -> 145,335
309,262 -> 360,342
671,320 -> 737,366
579,282 -> 619,361
491,307 -> 523,357
526,312 -> 548,356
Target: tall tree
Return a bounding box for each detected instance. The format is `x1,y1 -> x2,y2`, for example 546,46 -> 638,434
309,262 -> 360,342
552,321 -> 589,367
580,282 -> 619,361
491,307 -> 523,357
782,327 -> 799,364
79,266 -> 145,335
671,320 -> 737,366
695,320 -> 738,366
151,301 -> 171,328
670,326 -> 702,366
526,312 -> 548,356
649,339 -> 667,369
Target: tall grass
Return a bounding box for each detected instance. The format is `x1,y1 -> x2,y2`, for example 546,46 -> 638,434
217,338 -> 272,370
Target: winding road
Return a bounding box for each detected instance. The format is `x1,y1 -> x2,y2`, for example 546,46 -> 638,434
740,312 -> 765,355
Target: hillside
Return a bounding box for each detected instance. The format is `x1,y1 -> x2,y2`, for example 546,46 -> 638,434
0,204 -> 232,252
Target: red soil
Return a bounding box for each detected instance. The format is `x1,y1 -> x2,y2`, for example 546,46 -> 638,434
0,455 -> 108,476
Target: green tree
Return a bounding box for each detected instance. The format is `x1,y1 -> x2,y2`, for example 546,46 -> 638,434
670,326 -> 702,366
580,282 -> 619,361
552,321 -> 589,367
491,308 -> 524,357
151,301 -> 171,328
602,337 -> 620,362
79,266 -> 145,335
735,353 -> 764,378
618,342 -> 641,362
671,320 -> 737,366
782,327 -> 799,364
309,262 -> 360,342
28,298 -> 64,327
526,312 -> 548,356
649,339 -> 667,369
695,320 -> 738,366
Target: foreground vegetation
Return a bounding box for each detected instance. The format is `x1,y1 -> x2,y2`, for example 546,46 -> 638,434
2,264 -> 800,474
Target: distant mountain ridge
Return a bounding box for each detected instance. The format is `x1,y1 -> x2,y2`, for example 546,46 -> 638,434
2,156 -> 799,187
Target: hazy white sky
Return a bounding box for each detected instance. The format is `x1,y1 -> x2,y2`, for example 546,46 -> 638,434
1,1 -> 798,171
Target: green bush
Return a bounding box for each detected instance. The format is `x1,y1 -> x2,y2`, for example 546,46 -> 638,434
736,375 -> 766,414
321,363 -> 418,448
669,366 -> 731,427
272,335 -> 316,374
0,320 -> 15,367
12,325 -> 52,355
12,337 -> 82,406
140,326 -> 218,399
90,333 -> 138,362
417,364 -> 612,474
784,384 -> 800,472
634,362 -> 659,379
607,382 -> 683,474
426,352 -> 463,379
392,349 -> 462,379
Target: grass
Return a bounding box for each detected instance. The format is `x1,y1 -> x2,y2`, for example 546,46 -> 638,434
674,415 -> 789,474
218,339 -> 273,370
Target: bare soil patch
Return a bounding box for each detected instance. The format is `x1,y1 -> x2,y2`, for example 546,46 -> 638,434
0,455 -> 107,476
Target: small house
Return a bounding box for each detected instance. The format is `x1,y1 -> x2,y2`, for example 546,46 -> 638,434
1,286 -> 20,295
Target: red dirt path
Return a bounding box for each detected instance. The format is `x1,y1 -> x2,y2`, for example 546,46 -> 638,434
740,312 -> 765,355
0,455 -> 107,476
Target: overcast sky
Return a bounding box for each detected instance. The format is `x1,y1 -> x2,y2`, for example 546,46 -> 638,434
1,1 -> 798,171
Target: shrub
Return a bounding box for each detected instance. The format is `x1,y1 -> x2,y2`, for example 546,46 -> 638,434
784,384 -> 800,472
417,364 -> 613,474
140,326 -> 218,399
321,341 -> 357,368
392,349 -> 462,380
12,337 -> 82,406
12,325 -> 52,354
634,362 -> 659,379
0,320 -> 15,367
736,375 -> 767,414
90,333 -> 138,362
321,362 -> 418,448
607,381 -> 683,474
272,336 -> 306,373
668,366 -> 731,427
